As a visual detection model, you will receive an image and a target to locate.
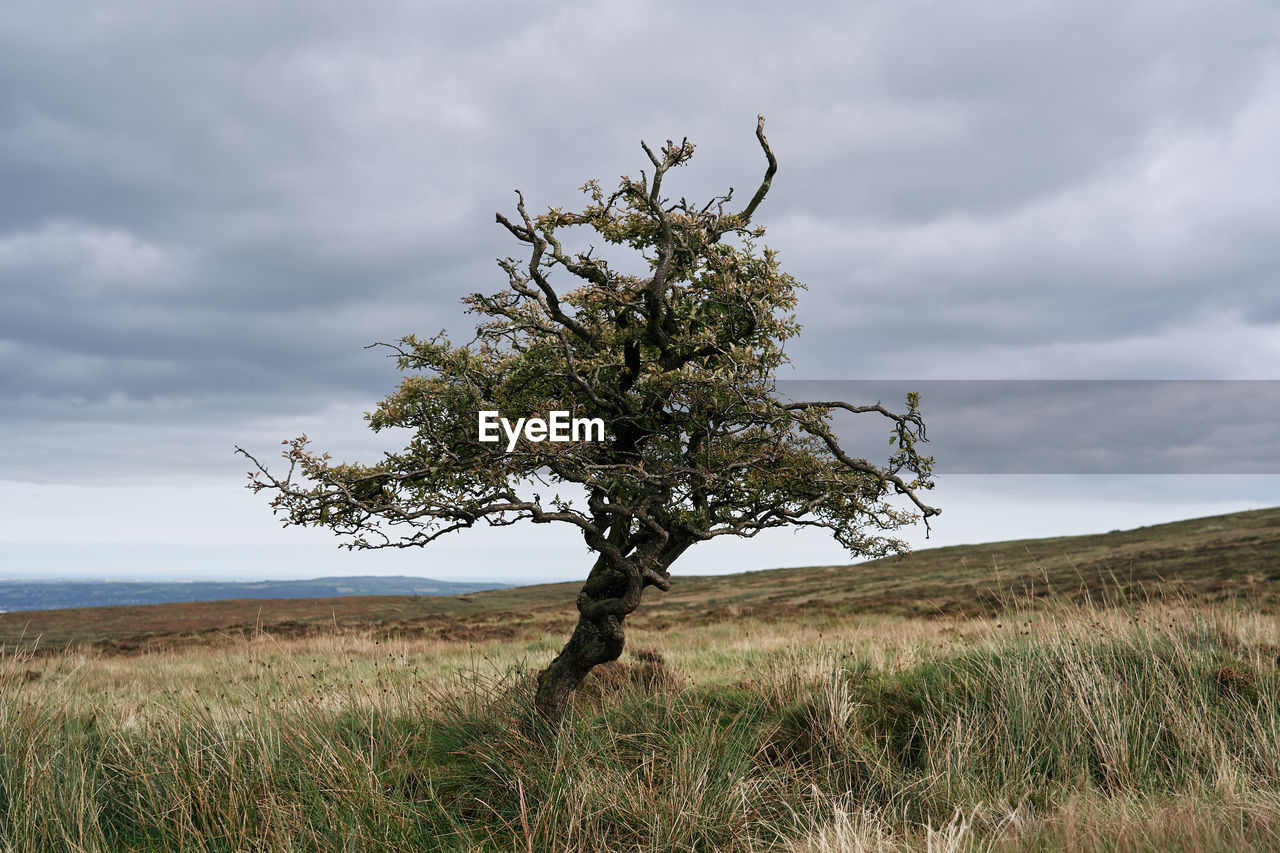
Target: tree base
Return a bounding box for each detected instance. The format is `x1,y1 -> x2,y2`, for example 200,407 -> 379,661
534,613 -> 626,721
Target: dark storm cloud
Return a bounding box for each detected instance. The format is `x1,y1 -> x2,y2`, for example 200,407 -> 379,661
2,0 -> 1279,483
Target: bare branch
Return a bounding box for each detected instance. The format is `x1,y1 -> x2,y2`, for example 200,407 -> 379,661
737,115 -> 777,224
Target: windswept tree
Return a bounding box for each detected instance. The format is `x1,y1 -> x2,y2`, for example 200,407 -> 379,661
239,117 -> 939,721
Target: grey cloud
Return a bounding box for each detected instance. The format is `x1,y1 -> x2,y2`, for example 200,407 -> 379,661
780,381 -> 1280,474
2,0 -> 1280,484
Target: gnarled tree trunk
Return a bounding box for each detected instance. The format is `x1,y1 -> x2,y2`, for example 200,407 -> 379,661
534,555 -> 643,721
534,611 -> 628,721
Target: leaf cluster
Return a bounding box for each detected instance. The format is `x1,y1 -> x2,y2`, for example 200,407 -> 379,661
239,118 -> 937,565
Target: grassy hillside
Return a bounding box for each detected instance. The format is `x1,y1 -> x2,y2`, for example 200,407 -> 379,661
3,572 -> 1280,849
4,506 -> 1278,654
2,507 -> 1280,850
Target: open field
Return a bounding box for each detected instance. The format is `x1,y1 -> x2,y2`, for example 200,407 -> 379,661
4,506 -> 1278,654
2,507 -> 1280,850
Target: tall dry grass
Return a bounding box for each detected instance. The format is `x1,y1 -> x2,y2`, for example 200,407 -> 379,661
2,593 -> 1278,851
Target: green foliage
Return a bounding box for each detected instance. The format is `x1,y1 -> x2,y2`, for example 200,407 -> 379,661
240,119 -> 936,566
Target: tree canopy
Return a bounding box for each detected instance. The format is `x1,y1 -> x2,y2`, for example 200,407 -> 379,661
239,117 -> 938,719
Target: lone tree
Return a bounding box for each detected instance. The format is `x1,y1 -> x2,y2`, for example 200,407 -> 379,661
239,117 -> 939,721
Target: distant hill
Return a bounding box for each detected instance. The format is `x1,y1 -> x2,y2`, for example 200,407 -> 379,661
2,507 -> 1277,654
0,575 -> 508,613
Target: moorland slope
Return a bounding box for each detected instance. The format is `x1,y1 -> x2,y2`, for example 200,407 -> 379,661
2,505 -> 1277,654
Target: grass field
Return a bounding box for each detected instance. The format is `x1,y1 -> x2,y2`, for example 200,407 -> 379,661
2,507 -> 1279,850
6,506 -> 1278,655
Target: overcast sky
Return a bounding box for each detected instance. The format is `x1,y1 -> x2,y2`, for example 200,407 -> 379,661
3,1 -> 1279,583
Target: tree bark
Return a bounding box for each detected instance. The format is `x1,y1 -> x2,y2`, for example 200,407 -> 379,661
534,557 -> 632,721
